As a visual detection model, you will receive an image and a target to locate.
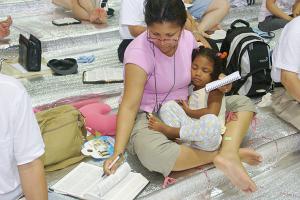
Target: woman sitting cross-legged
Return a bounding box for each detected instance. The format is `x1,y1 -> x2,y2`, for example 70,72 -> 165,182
104,0 -> 261,193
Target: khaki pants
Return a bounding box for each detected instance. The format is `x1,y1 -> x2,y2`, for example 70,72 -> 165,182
127,95 -> 256,177
272,88 -> 300,130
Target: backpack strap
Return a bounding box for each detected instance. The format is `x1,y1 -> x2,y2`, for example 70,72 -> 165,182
230,19 -> 250,29
226,33 -> 258,68
231,66 -> 271,94
237,39 -> 267,68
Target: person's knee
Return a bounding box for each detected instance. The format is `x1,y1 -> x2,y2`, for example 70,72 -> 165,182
211,0 -> 230,14
201,114 -> 222,138
134,136 -> 172,174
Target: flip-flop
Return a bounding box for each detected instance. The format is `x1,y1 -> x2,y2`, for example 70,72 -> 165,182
47,58 -> 78,75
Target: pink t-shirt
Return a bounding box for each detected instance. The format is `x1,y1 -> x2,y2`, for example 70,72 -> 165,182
124,30 -> 198,112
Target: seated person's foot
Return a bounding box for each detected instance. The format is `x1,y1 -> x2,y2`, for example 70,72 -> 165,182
198,24 -> 222,37
213,152 -> 257,193
239,148 -> 262,166
0,16 -> 12,39
89,8 -> 107,24
148,115 -> 167,133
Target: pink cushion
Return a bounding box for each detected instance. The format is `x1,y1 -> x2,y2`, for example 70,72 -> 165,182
79,103 -> 116,136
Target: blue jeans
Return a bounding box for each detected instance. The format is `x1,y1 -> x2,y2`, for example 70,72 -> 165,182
188,0 -> 213,19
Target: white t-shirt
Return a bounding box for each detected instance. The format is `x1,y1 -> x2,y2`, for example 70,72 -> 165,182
188,88 -> 226,134
272,16 -> 300,82
119,0 -> 146,39
258,0 -> 295,22
0,74 -> 45,200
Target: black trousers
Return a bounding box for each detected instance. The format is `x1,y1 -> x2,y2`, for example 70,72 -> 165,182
117,39 -> 133,63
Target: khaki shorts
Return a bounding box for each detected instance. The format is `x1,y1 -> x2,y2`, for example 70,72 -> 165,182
272,88 -> 300,130
127,112 -> 180,177
225,95 -> 256,113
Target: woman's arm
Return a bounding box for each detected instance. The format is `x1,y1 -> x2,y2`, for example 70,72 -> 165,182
281,69 -> 300,102
18,158 -> 48,200
104,64 -> 147,174
266,0 -> 293,21
182,89 -> 223,119
128,25 -> 146,38
113,64 -> 147,154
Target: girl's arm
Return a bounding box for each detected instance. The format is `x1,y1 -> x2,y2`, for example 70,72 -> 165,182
266,0 -> 293,21
182,89 -> 223,119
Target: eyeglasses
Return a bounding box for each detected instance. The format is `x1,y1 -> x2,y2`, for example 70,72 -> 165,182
147,30 -> 180,45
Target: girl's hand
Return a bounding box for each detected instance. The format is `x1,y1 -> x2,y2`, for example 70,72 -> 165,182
217,74 -> 232,94
179,100 -> 190,113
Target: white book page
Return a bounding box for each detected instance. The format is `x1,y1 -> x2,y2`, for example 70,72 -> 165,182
205,71 -> 241,92
84,68 -> 123,82
51,162 -> 103,198
84,162 -> 132,198
102,172 -> 149,200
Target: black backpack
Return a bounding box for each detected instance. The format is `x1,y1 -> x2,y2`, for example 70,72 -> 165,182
220,19 -> 272,97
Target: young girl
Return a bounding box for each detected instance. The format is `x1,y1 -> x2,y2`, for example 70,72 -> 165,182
258,0 -> 300,32
148,47 -> 226,151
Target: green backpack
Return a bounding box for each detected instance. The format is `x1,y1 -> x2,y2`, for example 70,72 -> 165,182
35,105 -> 86,172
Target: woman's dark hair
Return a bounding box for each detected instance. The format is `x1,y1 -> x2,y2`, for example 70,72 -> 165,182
192,47 -> 224,81
144,0 -> 187,28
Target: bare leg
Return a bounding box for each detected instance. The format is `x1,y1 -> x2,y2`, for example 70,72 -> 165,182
214,111 -> 257,193
52,0 -> 73,9
173,145 -> 218,171
149,115 -> 261,166
197,0 -> 230,36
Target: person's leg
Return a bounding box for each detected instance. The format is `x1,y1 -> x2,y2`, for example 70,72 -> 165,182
196,0 -> 230,36
129,112 -> 218,176
214,95 -> 257,192
78,0 -> 96,12
52,0 -> 73,9
258,16 -> 289,32
272,88 -> 300,130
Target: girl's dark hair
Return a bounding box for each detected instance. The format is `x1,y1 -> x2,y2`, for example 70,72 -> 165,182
192,47 -> 223,81
144,0 -> 187,28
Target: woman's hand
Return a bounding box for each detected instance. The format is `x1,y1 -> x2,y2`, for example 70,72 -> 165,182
293,2 -> 300,17
217,74 -> 232,94
103,153 -> 125,176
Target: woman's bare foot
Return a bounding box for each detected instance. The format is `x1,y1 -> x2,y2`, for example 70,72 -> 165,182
239,148 -> 262,166
0,16 -> 12,39
148,115 -> 167,132
213,153 -> 257,193
89,8 -> 107,24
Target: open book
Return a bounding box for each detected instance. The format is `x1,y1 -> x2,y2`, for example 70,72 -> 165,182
82,67 -> 123,84
205,71 -> 241,92
50,162 -> 149,200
